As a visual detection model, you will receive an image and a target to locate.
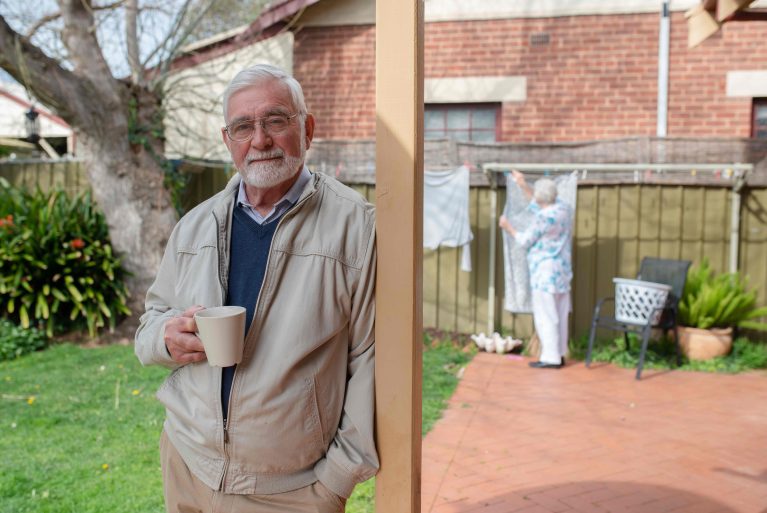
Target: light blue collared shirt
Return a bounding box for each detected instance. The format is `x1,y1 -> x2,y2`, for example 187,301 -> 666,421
236,166 -> 311,225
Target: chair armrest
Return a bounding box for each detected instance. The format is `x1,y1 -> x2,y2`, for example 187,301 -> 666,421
593,297 -> 615,319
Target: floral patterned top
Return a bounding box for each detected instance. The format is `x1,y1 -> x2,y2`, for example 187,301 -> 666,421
514,200 -> 573,293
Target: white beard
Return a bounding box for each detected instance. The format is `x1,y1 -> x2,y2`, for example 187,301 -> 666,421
239,126 -> 306,189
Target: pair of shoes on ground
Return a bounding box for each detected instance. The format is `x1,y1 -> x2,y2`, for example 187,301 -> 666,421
528,357 -> 566,369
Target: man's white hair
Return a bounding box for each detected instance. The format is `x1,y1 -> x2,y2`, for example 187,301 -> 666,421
533,178 -> 558,205
222,64 -> 308,122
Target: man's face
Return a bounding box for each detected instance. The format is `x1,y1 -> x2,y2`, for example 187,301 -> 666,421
222,79 -> 315,189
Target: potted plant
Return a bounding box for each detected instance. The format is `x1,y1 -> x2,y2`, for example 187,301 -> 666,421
678,259 -> 767,360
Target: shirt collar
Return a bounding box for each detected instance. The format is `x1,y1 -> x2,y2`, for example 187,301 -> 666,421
237,166 -> 311,210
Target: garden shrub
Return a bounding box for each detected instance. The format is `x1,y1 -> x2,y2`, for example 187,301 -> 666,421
0,179 -> 130,337
679,259 -> 767,331
0,318 -> 47,361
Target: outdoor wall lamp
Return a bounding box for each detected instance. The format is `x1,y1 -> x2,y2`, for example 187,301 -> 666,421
25,107 -> 40,144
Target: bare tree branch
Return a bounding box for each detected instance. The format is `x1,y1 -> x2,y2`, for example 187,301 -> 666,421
58,0 -> 121,106
25,1 -> 127,39
146,0 -> 218,90
139,0 -> 194,72
125,0 -> 141,84
25,12 -> 61,39
0,14 -> 96,128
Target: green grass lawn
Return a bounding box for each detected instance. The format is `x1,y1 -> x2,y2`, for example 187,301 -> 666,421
0,339 -> 473,513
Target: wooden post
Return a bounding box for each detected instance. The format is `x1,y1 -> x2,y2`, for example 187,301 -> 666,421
374,0 -> 424,512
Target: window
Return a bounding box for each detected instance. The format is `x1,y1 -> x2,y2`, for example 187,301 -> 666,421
754,99 -> 767,139
424,103 -> 499,142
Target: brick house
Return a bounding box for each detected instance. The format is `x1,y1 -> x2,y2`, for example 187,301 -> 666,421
165,0 -> 767,162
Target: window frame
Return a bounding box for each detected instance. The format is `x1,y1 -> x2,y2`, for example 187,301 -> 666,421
424,103 -> 501,143
752,98 -> 767,139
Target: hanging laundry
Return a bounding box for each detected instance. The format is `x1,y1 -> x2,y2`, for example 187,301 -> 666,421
424,166 -> 474,272
501,171 -> 578,312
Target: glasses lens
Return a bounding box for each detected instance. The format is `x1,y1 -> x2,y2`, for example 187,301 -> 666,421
230,121 -> 254,141
263,115 -> 290,134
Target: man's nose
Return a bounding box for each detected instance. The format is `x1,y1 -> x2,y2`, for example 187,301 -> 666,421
249,123 -> 272,149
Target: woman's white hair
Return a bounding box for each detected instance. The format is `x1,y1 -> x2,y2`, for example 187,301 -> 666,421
222,64 -> 308,121
533,178 -> 558,205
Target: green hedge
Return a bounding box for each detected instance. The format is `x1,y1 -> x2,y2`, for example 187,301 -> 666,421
0,179 -> 130,337
0,319 -> 47,361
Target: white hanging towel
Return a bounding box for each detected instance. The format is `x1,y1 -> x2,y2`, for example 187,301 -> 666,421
423,166 -> 473,272
502,171 -> 578,312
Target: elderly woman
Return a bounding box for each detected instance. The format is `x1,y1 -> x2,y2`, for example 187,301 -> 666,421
499,171 -> 573,369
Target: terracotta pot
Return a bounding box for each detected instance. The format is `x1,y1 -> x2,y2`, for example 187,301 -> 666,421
678,326 -> 733,361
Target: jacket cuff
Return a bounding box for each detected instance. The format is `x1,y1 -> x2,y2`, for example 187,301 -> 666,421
150,318 -> 180,369
314,457 -> 357,499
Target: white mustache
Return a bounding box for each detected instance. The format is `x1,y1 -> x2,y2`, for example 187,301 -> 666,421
246,150 -> 284,163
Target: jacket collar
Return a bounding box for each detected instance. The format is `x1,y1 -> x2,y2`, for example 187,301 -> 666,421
214,168 -> 322,220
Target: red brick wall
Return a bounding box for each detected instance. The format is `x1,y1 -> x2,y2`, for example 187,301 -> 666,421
294,26 -> 376,139
294,13 -> 767,142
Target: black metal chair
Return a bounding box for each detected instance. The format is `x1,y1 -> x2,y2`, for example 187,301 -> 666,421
586,257 -> 691,380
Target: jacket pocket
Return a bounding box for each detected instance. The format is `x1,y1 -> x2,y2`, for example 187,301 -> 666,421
309,376 -> 327,449
235,377 -> 326,474
174,244 -> 217,301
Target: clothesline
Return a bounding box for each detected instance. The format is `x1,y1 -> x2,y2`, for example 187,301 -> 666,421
479,162 -> 753,335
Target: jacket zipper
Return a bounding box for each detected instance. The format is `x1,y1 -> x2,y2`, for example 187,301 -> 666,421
214,181 -> 315,492
213,211 -> 232,491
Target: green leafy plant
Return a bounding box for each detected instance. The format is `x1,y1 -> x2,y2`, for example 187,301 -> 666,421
678,259 -> 767,331
0,179 -> 131,337
570,334 -> 767,373
0,319 -> 47,361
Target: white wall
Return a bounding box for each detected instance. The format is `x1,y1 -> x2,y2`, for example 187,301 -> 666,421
163,31 -> 293,161
0,84 -> 72,139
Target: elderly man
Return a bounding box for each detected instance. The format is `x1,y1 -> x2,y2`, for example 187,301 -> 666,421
135,64 -> 377,513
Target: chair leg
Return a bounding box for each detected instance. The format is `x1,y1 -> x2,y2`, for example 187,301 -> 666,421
673,323 -> 681,367
623,332 -> 631,351
636,325 -> 652,380
586,319 -> 598,368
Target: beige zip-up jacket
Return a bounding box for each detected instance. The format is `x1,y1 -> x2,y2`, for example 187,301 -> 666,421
135,171 -> 378,498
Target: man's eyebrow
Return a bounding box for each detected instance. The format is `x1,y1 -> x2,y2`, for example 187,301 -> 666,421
228,109 -> 291,125
229,115 -> 252,125
263,107 -> 292,117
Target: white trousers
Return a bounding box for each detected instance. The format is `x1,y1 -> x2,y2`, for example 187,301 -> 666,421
531,290 -> 571,365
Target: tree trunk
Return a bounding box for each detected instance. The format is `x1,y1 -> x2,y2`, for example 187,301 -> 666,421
75,89 -> 178,325
85,144 -> 177,324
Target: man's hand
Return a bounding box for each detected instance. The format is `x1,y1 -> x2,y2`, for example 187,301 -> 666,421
163,305 -> 207,364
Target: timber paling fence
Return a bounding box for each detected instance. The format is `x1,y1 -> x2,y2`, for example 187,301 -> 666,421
2,155 -> 767,340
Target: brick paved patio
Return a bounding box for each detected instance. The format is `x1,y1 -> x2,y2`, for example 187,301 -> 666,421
421,353 -> 767,513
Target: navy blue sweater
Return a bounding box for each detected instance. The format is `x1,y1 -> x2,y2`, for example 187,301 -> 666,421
221,206 -> 280,419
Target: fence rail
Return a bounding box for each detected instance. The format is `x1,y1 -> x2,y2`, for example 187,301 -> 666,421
2,159 -> 766,340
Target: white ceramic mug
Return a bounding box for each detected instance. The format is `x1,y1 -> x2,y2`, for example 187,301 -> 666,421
193,306 -> 246,367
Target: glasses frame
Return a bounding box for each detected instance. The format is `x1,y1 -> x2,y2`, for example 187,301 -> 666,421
224,112 -> 300,142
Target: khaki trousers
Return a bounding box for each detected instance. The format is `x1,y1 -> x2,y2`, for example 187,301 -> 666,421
160,430 -> 346,513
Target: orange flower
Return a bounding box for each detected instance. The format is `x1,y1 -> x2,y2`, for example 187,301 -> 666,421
71,238 -> 85,249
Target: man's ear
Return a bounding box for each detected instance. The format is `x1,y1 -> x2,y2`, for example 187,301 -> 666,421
304,113 -> 315,151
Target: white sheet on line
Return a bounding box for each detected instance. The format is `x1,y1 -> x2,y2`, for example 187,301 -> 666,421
424,166 -> 473,272
502,171 -> 578,313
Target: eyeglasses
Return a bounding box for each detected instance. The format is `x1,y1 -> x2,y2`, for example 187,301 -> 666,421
224,113 -> 299,142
